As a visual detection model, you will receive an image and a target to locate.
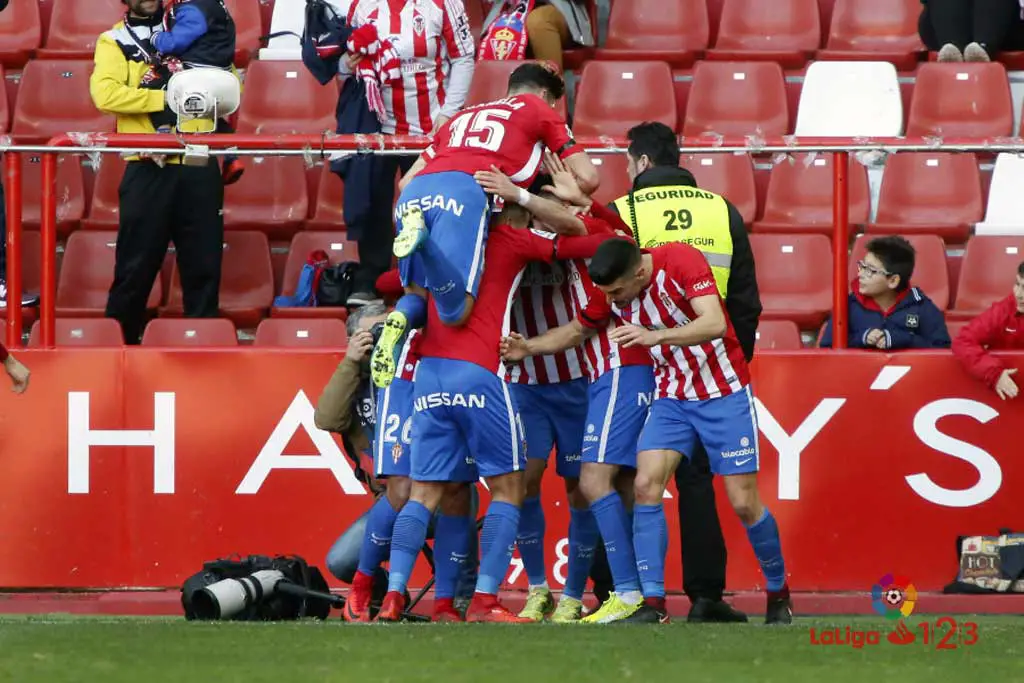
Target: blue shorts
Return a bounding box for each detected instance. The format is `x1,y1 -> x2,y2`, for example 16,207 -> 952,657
396,171 -> 491,300
410,357 -> 524,481
374,378 -> 415,478
582,366 -> 655,469
636,387 -> 760,476
511,378 -> 589,478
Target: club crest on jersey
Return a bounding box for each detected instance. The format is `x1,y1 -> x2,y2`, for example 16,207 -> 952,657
392,443 -> 403,464
491,27 -> 517,60
906,314 -> 919,329
412,12 -> 425,35
660,292 -> 676,311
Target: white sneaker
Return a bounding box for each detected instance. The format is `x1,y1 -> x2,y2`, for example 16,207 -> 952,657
963,42 -> 990,62
937,43 -> 964,62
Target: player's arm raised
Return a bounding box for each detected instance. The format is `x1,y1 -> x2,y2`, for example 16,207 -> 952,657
475,165 -> 586,235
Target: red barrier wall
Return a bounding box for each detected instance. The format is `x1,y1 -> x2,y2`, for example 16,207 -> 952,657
0,350 -> 1020,592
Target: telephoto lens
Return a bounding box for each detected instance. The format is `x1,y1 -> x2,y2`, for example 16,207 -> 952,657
370,321 -> 385,346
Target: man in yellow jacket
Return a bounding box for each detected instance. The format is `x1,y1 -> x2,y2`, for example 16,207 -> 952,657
90,0 -> 225,344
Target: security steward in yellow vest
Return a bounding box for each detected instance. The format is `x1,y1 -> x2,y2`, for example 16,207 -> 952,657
90,0 -> 226,344
604,122 -> 761,624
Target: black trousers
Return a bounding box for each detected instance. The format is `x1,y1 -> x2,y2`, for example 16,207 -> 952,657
919,0 -> 1024,53
588,443 -> 728,604
105,160 -> 224,344
350,155 -> 416,293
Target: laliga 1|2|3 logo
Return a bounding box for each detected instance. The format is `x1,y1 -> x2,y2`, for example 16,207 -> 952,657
809,573 -> 979,650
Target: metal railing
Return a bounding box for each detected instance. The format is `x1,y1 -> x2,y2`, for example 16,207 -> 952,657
5,133 -> 1022,349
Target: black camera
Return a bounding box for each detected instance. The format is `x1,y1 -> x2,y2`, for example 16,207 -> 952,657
370,321 -> 385,346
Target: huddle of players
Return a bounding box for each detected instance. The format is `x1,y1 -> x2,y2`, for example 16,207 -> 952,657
342,63 -> 792,625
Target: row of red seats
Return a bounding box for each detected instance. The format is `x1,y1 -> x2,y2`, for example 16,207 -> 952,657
14,150 -> 991,244
3,57 -> 1017,144
7,231 -> 1020,334
25,316 -> 349,347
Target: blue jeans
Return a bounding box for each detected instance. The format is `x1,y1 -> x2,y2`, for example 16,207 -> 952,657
325,489 -> 480,600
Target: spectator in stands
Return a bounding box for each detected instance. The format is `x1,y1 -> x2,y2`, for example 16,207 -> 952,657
952,261 -> 1024,400
481,0 -> 594,71
919,0 -> 1024,62
336,0 -> 476,307
821,236 -> 951,349
90,0 -> 225,344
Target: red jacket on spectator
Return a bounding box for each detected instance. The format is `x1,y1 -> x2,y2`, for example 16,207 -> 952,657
952,294 -> 1024,387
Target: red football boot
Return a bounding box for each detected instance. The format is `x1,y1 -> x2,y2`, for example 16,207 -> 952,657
465,594 -> 534,623
342,571 -> 374,622
432,598 -> 465,623
373,590 -> 407,622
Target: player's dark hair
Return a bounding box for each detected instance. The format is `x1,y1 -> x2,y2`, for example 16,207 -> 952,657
1018,260 -> 1024,278
588,238 -> 642,286
528,173 -> 553,195
866,235 -> 915,292
507,63 -> 565,101
626,122 -> 680,168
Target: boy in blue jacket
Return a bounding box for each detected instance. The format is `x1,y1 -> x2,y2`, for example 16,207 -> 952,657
821,236 -> 951,349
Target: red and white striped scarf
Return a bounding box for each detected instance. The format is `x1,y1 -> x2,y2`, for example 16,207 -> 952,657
346,23 -> 403,123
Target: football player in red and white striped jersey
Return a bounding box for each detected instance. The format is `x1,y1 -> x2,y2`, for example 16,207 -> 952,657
587,238 -> 792,625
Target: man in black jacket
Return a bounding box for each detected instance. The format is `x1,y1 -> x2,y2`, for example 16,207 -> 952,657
593,121 -> 761,622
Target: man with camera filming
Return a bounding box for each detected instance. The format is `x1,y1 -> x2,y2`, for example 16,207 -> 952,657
314,303 -> 479,622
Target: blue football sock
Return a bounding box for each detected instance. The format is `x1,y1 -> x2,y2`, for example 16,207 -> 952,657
356,495 -> 401,577
476,501 -> 520,595
386,500 -> 432,594
563,507 -> 598,601
590,492 -> 641,594
745,508 -> 787,592
633,504 -> 666,599
515,496 -> 547,587
433,513 -> 472,600
394,293 -> 427,329
419,236 -> 468,324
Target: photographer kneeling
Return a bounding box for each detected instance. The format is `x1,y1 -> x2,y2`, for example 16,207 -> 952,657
314,304 -> 478,622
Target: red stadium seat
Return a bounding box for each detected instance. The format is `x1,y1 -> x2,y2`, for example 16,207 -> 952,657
305,164 -> 345,231
950,236 -> 1024,319
12,59 -> 115,142
754,320 -> 803,350
849,234 -> 950,311
21,154 -> 85,237
56,231 -> 163,317
225,0 -> 261,66
596,0 -> 709,68
708,0 -> 820,68
28,318 -> 125,347
870,153 -> 983,243
589,155 -> 632,208
573,61 -> 677,137
235,61 -> 339,135
0,66 -> 9,133
254,318 -> 349,347
222,156 -> 310,239
946,319 -> 969,340
467,60 -> 568,119
754,154 -> 869,234
682,153 -> 757,225
271,232 -> 358,319
906,63 -> 1013,137
141,318 -> 239,347
82,155 -> 127,230
818,0 -> 925,70
0,1 -> 41,67
682,61 -> 788,138
163,231 -> 274,329
41,0 -> 122,57
749,233 -> 834,328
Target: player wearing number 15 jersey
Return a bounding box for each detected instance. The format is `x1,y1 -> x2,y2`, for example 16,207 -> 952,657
370,63 -> 599,389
